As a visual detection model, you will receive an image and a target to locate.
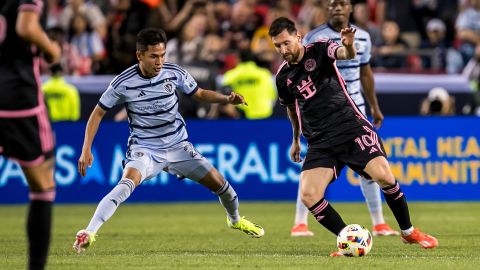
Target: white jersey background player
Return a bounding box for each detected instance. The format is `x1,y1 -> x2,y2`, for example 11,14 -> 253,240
73,28 -> 264,253
290,0 -> 397,237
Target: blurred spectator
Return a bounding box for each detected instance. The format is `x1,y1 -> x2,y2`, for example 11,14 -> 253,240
353,2 -> 381,47
462,44 -> 480,115
376,0 -> 421,48
47,0 -> 64,28
420,18 -> 448,70
166,13 -> 208,64
420,87 -> 455,115
69,13 -> 106,75
42,64 -> 81,122
102,0 -> 152,74
183,34 -> 226,119
251,6 -> 289,70
59,0 -> 107,40
41,27 -> 83,75
455,0 -> 480,66
221,50 -> 277,119
166,0 -> 218,34
221,1 -> 256,52
373,20 -> 409,69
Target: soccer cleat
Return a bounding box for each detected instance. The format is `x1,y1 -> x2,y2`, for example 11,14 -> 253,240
401,228 -> 438,249
329,250 -> 344,257
73,229 -> 96,254
227,216 -> 264,238
372,223 -> 400,236
290,224 -> 314,237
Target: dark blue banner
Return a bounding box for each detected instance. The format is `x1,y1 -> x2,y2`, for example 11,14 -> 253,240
1,118 -> 479,203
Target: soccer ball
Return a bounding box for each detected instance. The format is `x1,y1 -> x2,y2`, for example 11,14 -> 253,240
336,224 -> 373,257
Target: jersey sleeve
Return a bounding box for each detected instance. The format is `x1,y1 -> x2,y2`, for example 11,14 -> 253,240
360,34 -> 372,65
98,83 -> 126,111
324,39 -> 341,60
275,77 -> 295,107
19,0 -> 44,13
177,67 -> 199,96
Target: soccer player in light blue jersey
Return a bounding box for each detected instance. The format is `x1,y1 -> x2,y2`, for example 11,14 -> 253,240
73,28 -> 264,253
290,0 -> 398,238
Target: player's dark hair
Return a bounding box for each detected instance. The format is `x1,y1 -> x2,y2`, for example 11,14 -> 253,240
268,17 -> 297,37
136,28 -> 167,53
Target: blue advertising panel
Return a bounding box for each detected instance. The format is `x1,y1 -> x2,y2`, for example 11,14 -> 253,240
0,117 -> 479,203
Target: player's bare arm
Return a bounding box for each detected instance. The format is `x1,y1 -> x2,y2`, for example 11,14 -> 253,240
335,27 -> 356,60
360,64 -> 384,128
286,104 -> 302,163
16,10 -> 61,64
192,88 -> 248,105
78,105 -> 107,176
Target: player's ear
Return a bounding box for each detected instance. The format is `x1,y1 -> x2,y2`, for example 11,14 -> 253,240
136,50 -> 142,61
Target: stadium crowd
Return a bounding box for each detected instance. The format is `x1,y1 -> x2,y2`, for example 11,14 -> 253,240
41,0 -> 480,118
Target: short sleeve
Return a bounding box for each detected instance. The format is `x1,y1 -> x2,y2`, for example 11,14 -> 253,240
325,39 -> 341,60
178,68 -> 199,96
98,84 -> 125,111
18,0 -> 44,13
360,34 -> 372,65
275,77 -> 295,107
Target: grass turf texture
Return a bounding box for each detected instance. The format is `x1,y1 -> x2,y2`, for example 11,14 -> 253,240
1,202 -> 479,270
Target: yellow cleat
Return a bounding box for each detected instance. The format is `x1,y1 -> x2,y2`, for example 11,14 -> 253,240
227,216 -> 264,238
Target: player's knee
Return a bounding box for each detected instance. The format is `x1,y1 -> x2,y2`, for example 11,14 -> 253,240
372,167 -> 395,187
300,189 -> 322,206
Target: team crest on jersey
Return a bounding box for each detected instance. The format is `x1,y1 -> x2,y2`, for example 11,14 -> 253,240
304,59 -> 316,72
163,81 -> 175,93
355,42 -> 362,51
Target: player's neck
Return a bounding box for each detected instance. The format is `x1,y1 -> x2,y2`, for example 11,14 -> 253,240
329,21 -> 349,32
138,63 -> 156,79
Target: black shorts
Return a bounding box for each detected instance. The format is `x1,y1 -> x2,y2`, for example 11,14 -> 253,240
0,109 -> 54,167
302,125 -> 387,180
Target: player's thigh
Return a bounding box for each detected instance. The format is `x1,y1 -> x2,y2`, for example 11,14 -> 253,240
166,142 -> 217,190
124,147 -> 160,185
300,167 -> 335,200
0,116 -> 54,191
300,146 -> 341,205
22,157 -> 55,191
341,125 -> 392,183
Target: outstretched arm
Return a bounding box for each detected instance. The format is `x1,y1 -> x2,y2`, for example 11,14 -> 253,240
78,105 -> 107,176
192,88 -> 247,105
360,64 -> 384,128
286,104 -> 302,163
335,28 -> 357,60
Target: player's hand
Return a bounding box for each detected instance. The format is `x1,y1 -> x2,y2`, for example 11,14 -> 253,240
227,92 -> 248,106
78,150 -> 94,177
371,107 -> 384,129
290,141 -> 302,163
45,41 -> 61,64
340,27 -> 356,47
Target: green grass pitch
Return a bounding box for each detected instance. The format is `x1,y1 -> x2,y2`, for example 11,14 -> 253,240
1,202 -> 479,270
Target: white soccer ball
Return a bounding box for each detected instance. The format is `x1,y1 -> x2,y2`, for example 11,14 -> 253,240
337,224 -> 373,257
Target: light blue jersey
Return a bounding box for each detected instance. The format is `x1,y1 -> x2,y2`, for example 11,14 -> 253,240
99,63 -> 198,150
303,24 -> 371,114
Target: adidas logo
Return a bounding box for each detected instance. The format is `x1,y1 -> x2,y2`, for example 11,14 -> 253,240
138,90 -> 146,97
369,147 -> 378,154
110,199 -> 118,206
